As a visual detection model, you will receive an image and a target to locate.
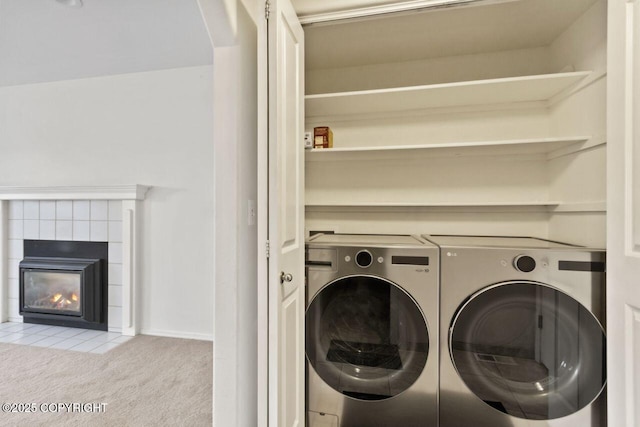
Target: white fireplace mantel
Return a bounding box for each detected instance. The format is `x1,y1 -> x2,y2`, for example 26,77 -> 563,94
0,185 -> 149,201
0,185 -> 149,336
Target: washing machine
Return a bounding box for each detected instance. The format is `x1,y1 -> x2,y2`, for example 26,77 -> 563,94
424,235 -> 606,427
305,233 -> 439,427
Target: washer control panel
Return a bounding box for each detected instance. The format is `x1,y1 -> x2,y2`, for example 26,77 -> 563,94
514,255 -> 536,272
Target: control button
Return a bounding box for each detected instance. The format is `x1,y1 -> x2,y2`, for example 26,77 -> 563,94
514,255 -> 536,273
355,250 -> 373,268
344,255 -> 351,262
377,257 -> 384,264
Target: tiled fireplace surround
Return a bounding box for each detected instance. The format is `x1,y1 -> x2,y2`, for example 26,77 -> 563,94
0,186 -> 148,336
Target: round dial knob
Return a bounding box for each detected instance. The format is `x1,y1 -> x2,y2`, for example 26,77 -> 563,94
355,250 -> 373,268
514,255 -> 536,273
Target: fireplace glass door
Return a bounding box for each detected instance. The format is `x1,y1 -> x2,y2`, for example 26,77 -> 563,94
23,270 -> 82,315
19,247 -> 105,330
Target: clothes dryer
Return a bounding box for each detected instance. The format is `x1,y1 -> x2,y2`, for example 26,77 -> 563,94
424,235 -> 606,427
305,234 -> 439,427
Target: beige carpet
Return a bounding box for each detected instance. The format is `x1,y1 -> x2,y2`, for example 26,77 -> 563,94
0,335 -> 212,427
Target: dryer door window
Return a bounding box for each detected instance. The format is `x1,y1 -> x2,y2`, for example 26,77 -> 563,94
449,281 -> 605,420
306,275 -> 429,401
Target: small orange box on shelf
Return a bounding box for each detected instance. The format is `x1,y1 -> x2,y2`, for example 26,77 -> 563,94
313,126 -> 333,149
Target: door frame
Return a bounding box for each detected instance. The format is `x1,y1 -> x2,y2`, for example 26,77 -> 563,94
606,1 -> 640,426
257,0 -> 269,424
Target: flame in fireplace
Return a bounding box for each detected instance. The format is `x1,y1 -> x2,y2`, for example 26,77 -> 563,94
50,292 -> 78,309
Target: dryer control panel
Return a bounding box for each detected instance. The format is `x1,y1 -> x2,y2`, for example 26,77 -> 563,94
514,255 -> 536,272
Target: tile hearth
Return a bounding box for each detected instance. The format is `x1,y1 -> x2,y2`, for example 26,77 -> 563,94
0,322 -> 132,354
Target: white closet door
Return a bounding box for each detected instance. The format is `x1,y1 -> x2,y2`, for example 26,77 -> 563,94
607,1 -> 640,426
267,0 -> 305,426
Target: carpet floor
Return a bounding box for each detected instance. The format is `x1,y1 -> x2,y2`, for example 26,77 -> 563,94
0,335 -> 212,427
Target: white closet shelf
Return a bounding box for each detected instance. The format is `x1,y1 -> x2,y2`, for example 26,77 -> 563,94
306,201 -> 561,210
305,201 -> 607,213
305,136 -> 591,161
305,71 -> 591,117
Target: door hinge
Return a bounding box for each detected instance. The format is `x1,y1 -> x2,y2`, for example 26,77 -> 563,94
265,0 -> 270,20
265,240 -> 271,259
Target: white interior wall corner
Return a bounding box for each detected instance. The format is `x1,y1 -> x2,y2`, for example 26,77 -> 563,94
191,3 -> 254,424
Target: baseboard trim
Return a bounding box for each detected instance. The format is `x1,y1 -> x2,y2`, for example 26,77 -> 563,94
139,328 -> 213,342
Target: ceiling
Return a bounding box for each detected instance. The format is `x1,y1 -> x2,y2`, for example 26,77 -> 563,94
303,0 -> 600,70
0,0 -> 213,87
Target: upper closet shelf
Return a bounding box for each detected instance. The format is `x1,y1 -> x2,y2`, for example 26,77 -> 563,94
305,71 -> 591,117
305,201 -> 562,212
305,136 -> 591,161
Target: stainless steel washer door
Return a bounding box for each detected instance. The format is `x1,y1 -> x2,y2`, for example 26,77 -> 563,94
306,275 -> 429,401
450,281 -> 606,420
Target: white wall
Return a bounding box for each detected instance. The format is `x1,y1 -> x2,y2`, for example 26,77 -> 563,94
236,7 -> 259,427
235,6 -> 259,426
0,65 -> 215,339
205,0 -> 261,425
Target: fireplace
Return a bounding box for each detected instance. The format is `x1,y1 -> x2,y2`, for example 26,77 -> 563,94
19,240 -> 108,331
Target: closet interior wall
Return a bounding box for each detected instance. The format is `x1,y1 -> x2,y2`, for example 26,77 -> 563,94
304,0 -> 606,248
547,0 -> 607,248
